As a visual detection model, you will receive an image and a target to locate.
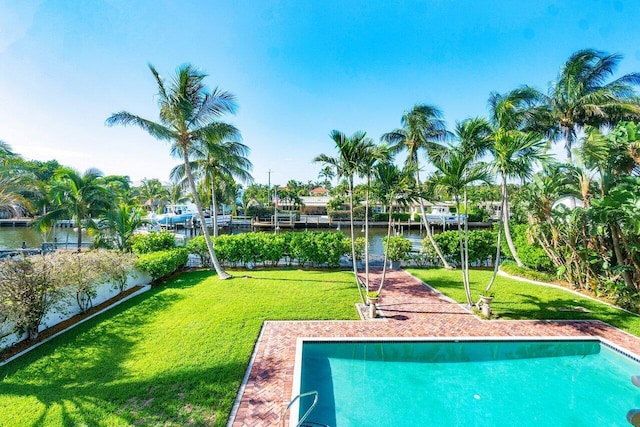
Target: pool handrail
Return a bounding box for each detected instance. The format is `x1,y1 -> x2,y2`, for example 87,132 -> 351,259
282,390 -> 319,427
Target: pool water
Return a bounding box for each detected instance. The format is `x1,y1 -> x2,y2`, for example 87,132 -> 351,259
298,340 -> 640,426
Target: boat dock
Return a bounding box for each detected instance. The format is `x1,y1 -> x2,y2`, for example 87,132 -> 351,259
0,218 -> 33,227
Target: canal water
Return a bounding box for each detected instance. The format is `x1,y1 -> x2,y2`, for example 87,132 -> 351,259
0,225 -> 426,255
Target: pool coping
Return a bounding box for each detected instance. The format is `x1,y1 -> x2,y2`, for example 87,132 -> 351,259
228,269 -> 640,426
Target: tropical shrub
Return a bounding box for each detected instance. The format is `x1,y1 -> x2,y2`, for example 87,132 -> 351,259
135,248 -> 188,280
372,212 -> 412,221
0,254 -> 67,339
423,230 -> 498,266
187,236 -> 211,268
382,236 -> 412,261
503,224 -> 553,272
101,250 -> 138,293
55,250 -> 112,313
130,231 -> 176,254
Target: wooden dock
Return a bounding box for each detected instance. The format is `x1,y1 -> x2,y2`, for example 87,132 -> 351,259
0,218 -> 33,227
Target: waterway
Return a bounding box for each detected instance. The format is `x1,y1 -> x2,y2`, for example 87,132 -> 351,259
0,225 -> 426,255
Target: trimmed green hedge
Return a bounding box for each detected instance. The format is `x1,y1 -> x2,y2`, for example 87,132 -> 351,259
423,229 -> 497,266
188,231 -> 351,268
135,248 -> 189,280
130,231 -> 176,254
372,212 -> 413,222
382,236 -> 413,261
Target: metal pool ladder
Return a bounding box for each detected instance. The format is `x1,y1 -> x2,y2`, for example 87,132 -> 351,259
282,390 -> 329,427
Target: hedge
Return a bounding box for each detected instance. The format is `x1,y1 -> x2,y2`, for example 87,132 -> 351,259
135,248 -> 189,280
130,231 -> 176,254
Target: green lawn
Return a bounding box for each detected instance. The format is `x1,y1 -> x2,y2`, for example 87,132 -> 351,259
406,268 -> 640,337
0,269 -> 359,427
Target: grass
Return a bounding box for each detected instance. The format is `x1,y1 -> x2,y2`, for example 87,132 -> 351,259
0,269 -> 359,427
406,268 -> 640,337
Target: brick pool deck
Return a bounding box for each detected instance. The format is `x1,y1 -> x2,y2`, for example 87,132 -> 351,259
229,269 -> 640,426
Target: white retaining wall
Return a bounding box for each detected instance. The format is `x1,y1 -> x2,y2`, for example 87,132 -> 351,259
0,269 -> 152,351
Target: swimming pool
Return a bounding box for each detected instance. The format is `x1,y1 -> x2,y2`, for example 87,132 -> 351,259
294,338 -> 640,426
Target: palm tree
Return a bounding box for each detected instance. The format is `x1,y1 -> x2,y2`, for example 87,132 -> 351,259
488,129 -> 550,267
382,104 -> 453,269
535,49 -> 640,162
106,64 -> 237,279
42,168 -> 114,251
429,147 -> 490,306
488,89 -> 552,268
372,162 -> 416,294
0,165 -> 32,218
170,123 -> 253,237
318,166 -> 335,189
358,142 -> 390,298
136,178 -> 170,214
97,203 -> 148,251
314,130 -> 372,304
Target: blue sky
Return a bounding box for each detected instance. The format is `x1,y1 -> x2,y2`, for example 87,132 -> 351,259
1,0 -> 639,186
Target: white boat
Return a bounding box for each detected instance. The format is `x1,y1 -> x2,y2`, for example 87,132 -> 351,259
423,213 -> 468,225
150,204 -> 197,225
148,204 -> 232,228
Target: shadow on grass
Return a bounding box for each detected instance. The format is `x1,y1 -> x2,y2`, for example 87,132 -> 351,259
0,286 -> 201,426
2,355 -> 245,426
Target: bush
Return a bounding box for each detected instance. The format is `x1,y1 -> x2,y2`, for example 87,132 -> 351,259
288,231 -> 349,267
247,205 -> 272,220
423,230 -> 498,266
130,231 -> 176,254
372,212 -> 412,222
0,254 -> 68,339
135,248 -> 189,280
54,250 -> 113,313
382,236 -> 413,261
187,236 -> 211,268
504,224 -> 554,272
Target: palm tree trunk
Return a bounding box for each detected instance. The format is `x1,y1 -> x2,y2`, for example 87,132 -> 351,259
376,202 -> 394,294
610,223 -> 635,290
415,172 -> 452,269
349,177 -> 365,304
502,174 -> 524,267
564,126 -> 573,164
455,196 -> 472,306
364,176 -> 370,299
463,187 -> 470,292
482,206 -> 503,303
77,224 -> 82,252
211,176 -> 219,238
182,149 -> 231,279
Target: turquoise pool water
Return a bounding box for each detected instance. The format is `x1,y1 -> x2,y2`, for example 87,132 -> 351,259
298,340 -> 640,426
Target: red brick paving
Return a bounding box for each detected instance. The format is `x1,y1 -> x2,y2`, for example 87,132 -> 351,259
229,269 -> 640,426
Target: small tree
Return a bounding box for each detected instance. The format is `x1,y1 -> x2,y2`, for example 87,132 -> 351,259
0,255 -> 67,340
100,250 -> 137,294
55,251 -> 110,313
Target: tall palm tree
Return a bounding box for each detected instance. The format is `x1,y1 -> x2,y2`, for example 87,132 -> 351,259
314,130 -> 372,304
535,49 -> 640,162
429,147 -> 490,306
372,161 -> 416,294
489,129 -> 550,267
382,104 -> 453,269
170,123 -> 253,237
488,89 -> 552,267
106,64 -> 237,279
42,168 -> 114,251
358,142 -> 390,297
318,166 -> 335,189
